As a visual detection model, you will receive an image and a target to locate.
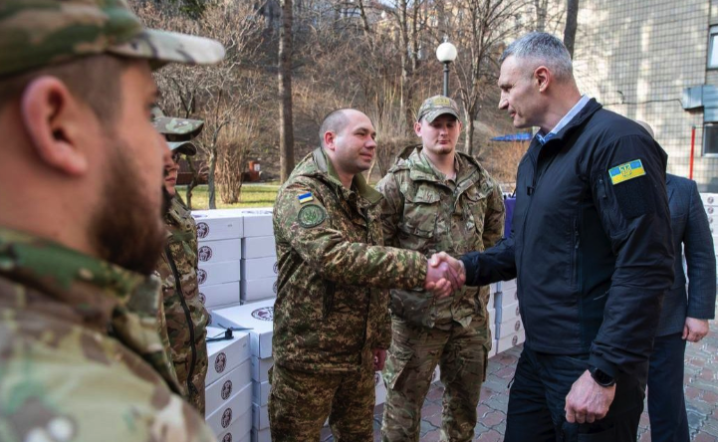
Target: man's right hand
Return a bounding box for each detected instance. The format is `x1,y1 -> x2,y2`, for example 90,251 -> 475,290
424,253 -> 465,298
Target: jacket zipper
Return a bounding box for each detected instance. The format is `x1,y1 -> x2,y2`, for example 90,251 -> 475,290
517,151 -> 539,287
165,245 -> 198,399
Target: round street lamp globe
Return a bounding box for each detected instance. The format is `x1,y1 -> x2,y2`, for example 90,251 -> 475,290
436,42 -> 458,63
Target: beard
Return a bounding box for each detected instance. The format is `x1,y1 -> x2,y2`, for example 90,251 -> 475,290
90,141 -> 166,276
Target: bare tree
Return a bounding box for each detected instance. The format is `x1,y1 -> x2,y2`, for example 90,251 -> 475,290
563,0 -> 579,57
279,0 -> 295,183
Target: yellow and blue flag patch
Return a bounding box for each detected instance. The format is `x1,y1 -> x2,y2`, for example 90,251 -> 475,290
608,159 -> 646,185
297,192 -> 314,204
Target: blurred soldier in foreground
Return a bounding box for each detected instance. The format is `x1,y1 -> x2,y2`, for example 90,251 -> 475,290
377,96 -> 505,442
153,109 -> 210,415
0,0 -> 224,440
270,108 -> 465,441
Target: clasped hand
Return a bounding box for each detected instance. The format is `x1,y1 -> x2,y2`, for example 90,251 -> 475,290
423,251 -> 466,298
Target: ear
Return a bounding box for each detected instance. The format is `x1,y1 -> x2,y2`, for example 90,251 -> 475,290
414,121 -> 422,137
534,66 -> 551,93
323,131 -> 336,151
20,76 -> 89,176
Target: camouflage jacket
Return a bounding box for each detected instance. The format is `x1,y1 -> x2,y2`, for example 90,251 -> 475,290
0,227 -> 215,442
155,196 -> 209,415
273,148 -> 429,374
376,147 -> 505,330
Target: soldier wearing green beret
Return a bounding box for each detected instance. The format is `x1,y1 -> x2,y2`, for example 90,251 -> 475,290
0,0 -> 224,440
152,108 -> 209,415
270,108 -> 466,441
377,96 -> 505,442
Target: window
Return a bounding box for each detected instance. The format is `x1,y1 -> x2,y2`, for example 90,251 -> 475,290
704,123 -> 718,155
709,26 -> 718,68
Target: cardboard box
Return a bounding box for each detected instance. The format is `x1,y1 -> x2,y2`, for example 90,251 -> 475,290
498,315 -> 522,339
242,236 -> 277,259
251,357 -> 273,383
241,277 -> 277,303
251,428 -> 271,442
206,383 -> 252,436
501,279 -> 517,293
192,211 -> 244,241
200,282 -> 241,309
241,210 -> 274,238
252,402 -> 270,430
198,261 -> 241,286
496,301 -> 520,325
206,326 -> 251,386
212,299 -> 276,359
700,193 -> 718,206
206,358 -> 252,418
241,257 -> 278,281
253,380 -> 270,407
198,238 -> 242,264
497,328 -> 526,354
215,407 -> 251,442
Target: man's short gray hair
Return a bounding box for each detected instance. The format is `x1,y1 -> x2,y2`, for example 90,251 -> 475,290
500,32 -> 573,81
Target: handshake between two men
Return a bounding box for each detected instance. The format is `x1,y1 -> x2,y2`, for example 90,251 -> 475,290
423,252 -> 467,298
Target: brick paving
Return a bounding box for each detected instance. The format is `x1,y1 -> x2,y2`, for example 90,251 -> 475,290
319,316 -> 718,441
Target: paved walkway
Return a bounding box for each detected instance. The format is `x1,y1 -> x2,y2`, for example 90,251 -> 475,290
321,316 -> 718,441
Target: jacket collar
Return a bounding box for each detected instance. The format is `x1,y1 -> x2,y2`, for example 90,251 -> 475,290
404,146 -> 483,190
538,98 -> 603,147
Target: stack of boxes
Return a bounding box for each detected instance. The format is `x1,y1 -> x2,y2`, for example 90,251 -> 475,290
490,279 -> 525,355
700,193 -> 718,276
204,326 -> 252,441
240,210 -> 278,304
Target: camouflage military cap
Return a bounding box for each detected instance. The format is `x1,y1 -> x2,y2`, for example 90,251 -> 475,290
167,140 -> 197,156
0,0 -> 226,78
152,107 -> 204,141
417,95 -> 461,123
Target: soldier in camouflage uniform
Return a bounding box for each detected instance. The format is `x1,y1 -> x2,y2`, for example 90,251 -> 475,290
377,96 -> 506,442
153,109 -> 210,415
271,109 -> 465,441
0,1 -> 224,440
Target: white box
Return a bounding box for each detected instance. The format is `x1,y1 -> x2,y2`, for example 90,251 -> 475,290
496,288 -> 518,308
206,358 -> 252,418
252,403 -> 270,430
207,326 -> 251,386
198,261 -> 241,286
241,277 -> 277,303
706,205 -> 718,216
242,236 -> 277,259
497,328 -> 526,353
206,383 -> 252,436
241,210 -> 274,238
496,301 -> 520,325
501,279 -> 517,293
374,371 -> 386,405
252,428 -> 271,442
252,357 -> 273,383
700,193 -> 718,206
213,299 -> 276,359
498,316 -> 522,339
253,380 -> 270,407
241,257 -> 278,281
192,211 -> 244,241
200,282 -> 241,309
198,238 -> 242,263
215,407 -> 251,442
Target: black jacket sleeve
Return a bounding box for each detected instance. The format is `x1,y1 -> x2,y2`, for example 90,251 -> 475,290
588,134 -> 675,381
461,233 -> 517,286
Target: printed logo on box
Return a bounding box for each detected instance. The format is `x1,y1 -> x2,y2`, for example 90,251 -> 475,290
252,307 -> 274,321
374,372 -> 381,386
709,207 -> 715,215
223,435 -> 232,442
198,269 -> 207,285
273,281 -> 278,294
215,352 -> 227,373
515,306 -> 520,316
221,380 -> 233,400
221,408 -> 232,428
197,222 -> 210,239
512,335 -> 518,346
514,321 -> 521,332
199,293 -> 206,305
198,246 -> 213,262
273,262 -> 278,274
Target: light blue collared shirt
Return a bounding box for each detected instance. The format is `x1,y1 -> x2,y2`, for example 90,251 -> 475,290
535,95 -> 591,145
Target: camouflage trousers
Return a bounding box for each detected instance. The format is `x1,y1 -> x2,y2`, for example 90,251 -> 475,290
381,317 -> 490,442
268,357 -> 376,442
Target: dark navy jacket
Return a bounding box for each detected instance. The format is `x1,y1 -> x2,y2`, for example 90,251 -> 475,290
658,174 -> 716,336
462,99 -> 674,383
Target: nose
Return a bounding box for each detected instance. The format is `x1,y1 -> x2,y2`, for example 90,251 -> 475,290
498,96 -> 508,110
366,137 -> 377,149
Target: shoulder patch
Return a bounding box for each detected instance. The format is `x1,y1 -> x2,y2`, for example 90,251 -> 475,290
608,159 -> 646,185
297,204 -> 327,228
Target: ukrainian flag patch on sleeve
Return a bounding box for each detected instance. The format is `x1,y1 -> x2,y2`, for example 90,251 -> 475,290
297,192 -> 314,204
608,159 -> 646,185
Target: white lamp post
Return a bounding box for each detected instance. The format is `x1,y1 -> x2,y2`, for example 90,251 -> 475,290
436,38 -> 458,96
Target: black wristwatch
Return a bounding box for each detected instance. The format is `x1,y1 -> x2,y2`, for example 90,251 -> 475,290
589,365 -> 616,388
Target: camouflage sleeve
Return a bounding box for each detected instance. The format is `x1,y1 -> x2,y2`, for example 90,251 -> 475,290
375,172 -> 404,247
482,178 -> 506,249
276,180 -> 427,289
